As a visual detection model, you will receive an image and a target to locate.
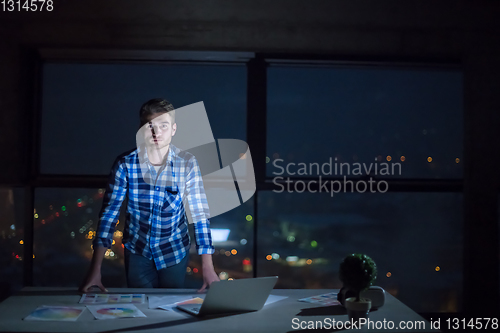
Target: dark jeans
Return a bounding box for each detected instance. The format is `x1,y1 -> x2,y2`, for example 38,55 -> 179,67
124,249 -> 189,288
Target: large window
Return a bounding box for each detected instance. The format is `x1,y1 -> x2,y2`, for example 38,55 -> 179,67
260,61 -> 463,313
257,191 -> 463,312
41,63 -> 247,175
267,65 -> 463,179
23,52 -> 465,315
33,188 -> 126,287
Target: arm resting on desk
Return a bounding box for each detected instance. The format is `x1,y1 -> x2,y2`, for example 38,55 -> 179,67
79,246 -> 108,292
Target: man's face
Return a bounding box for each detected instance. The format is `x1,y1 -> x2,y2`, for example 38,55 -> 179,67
144,112 -> 177,150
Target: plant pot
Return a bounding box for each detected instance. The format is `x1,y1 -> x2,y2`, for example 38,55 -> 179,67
345,297 -> 371,321
338,286 -> 385,309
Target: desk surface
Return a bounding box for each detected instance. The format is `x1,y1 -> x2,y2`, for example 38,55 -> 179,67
0,287 -> 437,332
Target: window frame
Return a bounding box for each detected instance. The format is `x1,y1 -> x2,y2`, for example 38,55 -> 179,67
19,48 -> 471,315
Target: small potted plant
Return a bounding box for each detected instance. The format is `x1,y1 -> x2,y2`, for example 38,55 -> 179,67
339,253 -> 377,320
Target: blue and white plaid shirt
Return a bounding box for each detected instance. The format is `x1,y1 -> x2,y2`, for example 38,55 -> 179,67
94,144 -> 214,269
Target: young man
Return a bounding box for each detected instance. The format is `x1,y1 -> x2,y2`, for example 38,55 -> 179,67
80,98 -> 219,292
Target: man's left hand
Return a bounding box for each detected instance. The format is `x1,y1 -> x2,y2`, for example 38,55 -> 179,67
198,254 -> 220,292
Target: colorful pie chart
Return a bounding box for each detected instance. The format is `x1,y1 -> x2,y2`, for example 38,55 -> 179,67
30,307 -> 83,320
96,307 -> 135,316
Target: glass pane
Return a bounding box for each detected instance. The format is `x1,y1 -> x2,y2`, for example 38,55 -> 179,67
41,63 -> 247,175
33,188 -> 127,287
257,191 -> 463,313
0,187 -> 24,301
34,188 -> 254,289
267,65 -> 463,179
185,197 -> 254,288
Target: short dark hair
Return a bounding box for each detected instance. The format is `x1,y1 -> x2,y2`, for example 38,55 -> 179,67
139,98 -> 175,126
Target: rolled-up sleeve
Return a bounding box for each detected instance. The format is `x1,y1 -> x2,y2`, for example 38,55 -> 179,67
185,156 -> 215,255
93,157 -> 128,249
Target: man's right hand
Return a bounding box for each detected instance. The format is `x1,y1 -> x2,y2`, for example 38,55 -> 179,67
79,270 -> 108,293
80,246 -> 108,293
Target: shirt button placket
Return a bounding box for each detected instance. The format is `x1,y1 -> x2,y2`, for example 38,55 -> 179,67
152,185 -> 160,246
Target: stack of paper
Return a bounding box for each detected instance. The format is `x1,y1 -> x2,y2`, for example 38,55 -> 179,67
148,295 -> 202,311
298,292 -> 340,306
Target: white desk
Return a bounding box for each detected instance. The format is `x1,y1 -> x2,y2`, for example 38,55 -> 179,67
0,288 -> 438,332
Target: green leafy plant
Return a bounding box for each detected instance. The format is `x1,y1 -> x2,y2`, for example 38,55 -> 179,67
339,253 -> 377,302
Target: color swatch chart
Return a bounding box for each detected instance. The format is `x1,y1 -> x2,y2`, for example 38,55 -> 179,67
79,294 -> 145,304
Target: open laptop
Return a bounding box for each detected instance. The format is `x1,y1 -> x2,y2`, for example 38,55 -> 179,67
176,276 -> 278,316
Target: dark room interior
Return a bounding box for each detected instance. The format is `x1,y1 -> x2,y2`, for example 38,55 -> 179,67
0,1 -> 499,332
